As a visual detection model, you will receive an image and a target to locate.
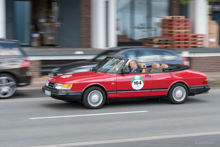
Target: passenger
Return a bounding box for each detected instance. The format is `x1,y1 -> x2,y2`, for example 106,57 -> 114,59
129,59 -> 141,74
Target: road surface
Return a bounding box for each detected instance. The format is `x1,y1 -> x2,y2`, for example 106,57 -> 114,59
0,89 -> 220,147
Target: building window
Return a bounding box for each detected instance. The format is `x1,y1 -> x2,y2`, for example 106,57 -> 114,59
117,0 -> 169,45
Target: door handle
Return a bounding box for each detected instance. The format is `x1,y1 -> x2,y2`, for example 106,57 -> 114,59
145,75 -> 151,78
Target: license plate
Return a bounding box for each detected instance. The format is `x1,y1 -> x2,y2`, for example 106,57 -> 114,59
44,90 -> 51,96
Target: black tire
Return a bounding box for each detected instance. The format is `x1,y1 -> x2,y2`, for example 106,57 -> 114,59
83,86 -> 106,109
168,83 -> 188,104
0,74 -> 17,99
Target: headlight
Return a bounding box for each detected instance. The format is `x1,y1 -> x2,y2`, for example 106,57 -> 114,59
46,80 -> 49,86
55,83 -> 73,90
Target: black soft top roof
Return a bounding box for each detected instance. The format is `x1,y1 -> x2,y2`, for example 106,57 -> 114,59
162,64 -> 189,72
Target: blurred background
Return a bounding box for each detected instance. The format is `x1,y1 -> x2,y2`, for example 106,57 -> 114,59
0,0 -> 220,88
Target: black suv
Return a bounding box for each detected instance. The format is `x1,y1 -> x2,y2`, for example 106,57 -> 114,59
0,40 -> 32,98
49,46 -> 185,77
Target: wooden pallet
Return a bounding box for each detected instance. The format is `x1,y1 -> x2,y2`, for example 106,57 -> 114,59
174,41 -> 190,45
191,45 -> 204,48
162,30 -> 191,34
161,16 -> 185,19
143,44 -> 173,49
191,41 -> 204,45
191,34 -> 205,38
191,38 -> 204,41
162,19 -> 190,23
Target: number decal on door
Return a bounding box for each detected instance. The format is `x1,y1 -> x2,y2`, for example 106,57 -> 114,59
131,76 -> 145,90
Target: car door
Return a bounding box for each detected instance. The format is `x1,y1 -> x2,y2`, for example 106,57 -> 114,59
160,50 -> 180,64
150,72 -> 173,97
119,50 -> 137,59
116,71 -> 153,98
137,50 -> 162,66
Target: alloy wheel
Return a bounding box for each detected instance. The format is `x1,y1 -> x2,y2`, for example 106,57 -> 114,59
0,76 -> 17,98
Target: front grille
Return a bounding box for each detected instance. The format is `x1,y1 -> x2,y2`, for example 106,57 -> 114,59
48,82 -> 55,88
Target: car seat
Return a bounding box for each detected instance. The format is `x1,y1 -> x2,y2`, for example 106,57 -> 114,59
138,64 -> 147,73
160,64 -> 169,71
150,63 -> 162,72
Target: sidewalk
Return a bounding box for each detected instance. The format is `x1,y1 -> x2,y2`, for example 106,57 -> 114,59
23,47 -> 220,56
23,47 -> 104,56
18,72 -> 220,90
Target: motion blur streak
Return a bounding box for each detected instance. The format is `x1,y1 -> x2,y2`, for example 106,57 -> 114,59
29,131 -> 220,147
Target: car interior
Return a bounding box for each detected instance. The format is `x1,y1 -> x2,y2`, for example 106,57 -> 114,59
137,63 -> 189,73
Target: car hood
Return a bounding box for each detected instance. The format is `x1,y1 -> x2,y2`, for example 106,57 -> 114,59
54,61 -> 98,73
48,71 -> 115,84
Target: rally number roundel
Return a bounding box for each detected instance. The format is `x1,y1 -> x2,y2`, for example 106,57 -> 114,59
131,75 -> 144,90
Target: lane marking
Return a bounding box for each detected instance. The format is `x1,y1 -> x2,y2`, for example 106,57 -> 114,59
17,87 -> 42,90
27,55 -> 96,61
29,131 -> 220,147
0,97 -> 51,103
29,111 -> 148,120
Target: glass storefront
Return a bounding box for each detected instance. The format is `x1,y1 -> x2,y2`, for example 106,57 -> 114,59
209,2 -> 220,45
14,1 -> 31,46
117,0 -> 169,46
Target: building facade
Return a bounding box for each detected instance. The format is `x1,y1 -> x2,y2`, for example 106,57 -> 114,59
0,0 -> 213,49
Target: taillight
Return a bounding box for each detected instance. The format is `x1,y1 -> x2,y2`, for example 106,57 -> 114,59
203,79 -> 208,84
21,60 -> 30,68
179,62 -> 185,65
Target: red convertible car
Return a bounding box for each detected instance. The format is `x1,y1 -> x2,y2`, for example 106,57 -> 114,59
42,56 -> 210,109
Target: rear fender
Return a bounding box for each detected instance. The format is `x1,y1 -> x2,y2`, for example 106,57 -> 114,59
167,81 -> 189,96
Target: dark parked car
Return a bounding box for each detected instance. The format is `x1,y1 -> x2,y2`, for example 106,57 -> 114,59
0,40 -> 32,98
48,46 -> 185,77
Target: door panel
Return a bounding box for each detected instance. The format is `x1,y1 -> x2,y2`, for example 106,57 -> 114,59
151,73 -> 172,96
116,73 -> 152,98
14,1 -> 31,46
58,0 -> 80,47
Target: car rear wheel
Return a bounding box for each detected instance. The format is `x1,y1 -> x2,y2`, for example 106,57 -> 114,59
83,86 -> 106,109
168,83 -> 188,104
0,74 -> 17,99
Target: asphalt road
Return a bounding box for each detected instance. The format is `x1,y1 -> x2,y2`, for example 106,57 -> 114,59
0,89 -> 220,147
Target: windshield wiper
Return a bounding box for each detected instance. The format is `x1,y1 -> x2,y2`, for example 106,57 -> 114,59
91,67 -> 98,73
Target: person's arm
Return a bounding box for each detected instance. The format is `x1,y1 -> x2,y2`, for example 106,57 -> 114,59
125,59 -> 131,67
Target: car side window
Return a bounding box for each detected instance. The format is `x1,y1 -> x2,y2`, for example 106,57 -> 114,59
161,51 -> 178,61
92,51 -> 120,62
120,50 -> 137,59
137,50 -> 161,62
0,43 -> 23,56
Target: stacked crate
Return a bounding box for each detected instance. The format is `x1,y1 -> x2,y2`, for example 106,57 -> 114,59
142,37 -> 173,48
161,16 -> 191,49
190,34 -> 205,48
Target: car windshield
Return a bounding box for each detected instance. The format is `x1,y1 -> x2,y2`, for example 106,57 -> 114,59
92,51 -> 120,62
0,43 -> 23,56
93,57 -> 126,74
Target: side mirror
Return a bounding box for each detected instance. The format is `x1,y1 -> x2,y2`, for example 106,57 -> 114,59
121,68 -> 129,74
91,67 -> 95,71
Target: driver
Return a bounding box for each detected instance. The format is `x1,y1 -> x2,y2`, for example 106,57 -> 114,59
129,59 -> 140,74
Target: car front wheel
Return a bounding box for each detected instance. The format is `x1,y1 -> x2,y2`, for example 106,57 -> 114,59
83,86 -> 106,109
168,83 -> 188,104
0,74 -> 17,99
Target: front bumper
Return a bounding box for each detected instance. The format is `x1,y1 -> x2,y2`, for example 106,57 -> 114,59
17,75 -> 32,87
42,86 -> 82,102
189,85 -> 210,96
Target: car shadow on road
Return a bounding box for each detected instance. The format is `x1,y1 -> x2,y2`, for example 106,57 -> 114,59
13,89 -> 46,99
106,97 -> 207,108
41,102 -> 86,110
39,97 -> 207,110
